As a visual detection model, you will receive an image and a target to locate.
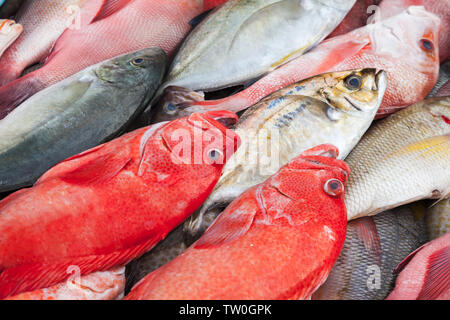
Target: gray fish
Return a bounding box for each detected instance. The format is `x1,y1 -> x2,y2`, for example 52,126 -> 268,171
0,47 -> 165,192
185,68 -> 387,239
427,61 -> 450,98
312,203 -> 428,300
146,0 -> 356,121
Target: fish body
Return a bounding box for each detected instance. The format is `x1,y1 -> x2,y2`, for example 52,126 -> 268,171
0,18 -> 21,57
154,0 -> 355,98
0,0 -> 103,86
378,0 -> 450,62
0,0 -> 215,120
426,198 -> 450,240
7,267 -> 126,300
386,232 -> 450,300
0,48 -> 166,193
184,68 -> 387,239
313,204 -> 428,300
345,97 -> 450,221
0,111 -> 240,299
153,6 -> 440,122
125,145 -> 350,300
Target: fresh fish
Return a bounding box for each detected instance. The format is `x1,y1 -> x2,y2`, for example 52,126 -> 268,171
0,111 -> 241,299
153,7 -> 440,122
7,267 -> 126,300
184,68 -> 387,239
0,48 -> 166,193
327,0 -> 382,38
0,0 -> 103,86
0,0 -> 24,18
204,0 -> 229,11
0,0 -> 216,120
345,97 -> 450,221
378,0 -> 450,62
426,198 -> 450,241
386,232 -> 450,300
125,145 -> 350,300
0,18 -> 21,57
148,0 -> 356,119
313,204 -> 428,300
427,62 -> 450,98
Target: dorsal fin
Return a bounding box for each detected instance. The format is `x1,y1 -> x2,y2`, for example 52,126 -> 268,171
92,0 -> 133,23
418,246 -> 450,300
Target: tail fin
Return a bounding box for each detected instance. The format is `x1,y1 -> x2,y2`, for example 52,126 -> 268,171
0,72 -> 42,120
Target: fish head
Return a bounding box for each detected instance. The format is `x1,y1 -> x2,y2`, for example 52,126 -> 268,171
95,47 -> 166,92
316,68 -> 387,117
0,19 -> 22,50
269,144 -> 350,208
158,111 -> 241,171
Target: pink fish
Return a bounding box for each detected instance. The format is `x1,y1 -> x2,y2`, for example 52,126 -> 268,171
386,232 -> 449,300
151,6 -> 440,123
125,144 -> 349,300
0,111 -> 240,299
0,0 -> 216,120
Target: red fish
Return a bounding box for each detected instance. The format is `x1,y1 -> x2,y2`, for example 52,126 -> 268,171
125,144 -> 349,300
386,232 -> 450,300
0,111 -> 240,299
0,0 -> 217,120
157,6 -> 439,122
203,0 -> 228,11
378,0 -> 450,62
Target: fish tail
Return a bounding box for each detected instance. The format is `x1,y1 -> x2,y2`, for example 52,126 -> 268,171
0,72 -> 42,120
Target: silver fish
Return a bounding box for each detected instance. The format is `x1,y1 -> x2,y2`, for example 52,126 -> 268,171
345,96 -> 450,221
0,47 -> 165,192
312,203 -> 428,300
186,68 -> 387,238
427,61 -> 450,98
147,0 -> 356,120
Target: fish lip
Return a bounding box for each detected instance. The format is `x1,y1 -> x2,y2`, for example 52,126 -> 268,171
344,96 -> 362,111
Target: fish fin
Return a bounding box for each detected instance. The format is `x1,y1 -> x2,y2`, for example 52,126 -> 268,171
417,246 -> 450,300
0,237 -> 161,299
0,73 -> 42,120
189,9 -> 213,28
393,243 -> 429,274
92,0 -> 132,23
194,207 -> 256,249
352,217 -> 382,265
78,0 -> 108,26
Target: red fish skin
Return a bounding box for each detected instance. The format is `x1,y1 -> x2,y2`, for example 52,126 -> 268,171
176,7 -> 439,119
203,0 -> 228,11
0,112 -> 240,299
125,144 -> 350,300
386,233 -> 450,300
0,0 -> 212,120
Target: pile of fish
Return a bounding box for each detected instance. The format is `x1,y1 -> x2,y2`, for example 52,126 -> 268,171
0,0 -> 448,300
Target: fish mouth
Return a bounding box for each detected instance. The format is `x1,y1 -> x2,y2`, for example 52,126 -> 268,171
344,96 -> 362,111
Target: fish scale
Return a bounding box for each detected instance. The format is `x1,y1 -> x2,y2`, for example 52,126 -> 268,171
345,96 -> 450,220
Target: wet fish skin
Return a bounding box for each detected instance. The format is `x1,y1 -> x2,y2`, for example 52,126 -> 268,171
0,111 -> 240,299
0,0 -> 215,120
427,62 -> 450,98
0,47 -> 166,193
0,18 -> 21,57
426,198 -> 450,240
312,203 -> 428,300
0,0 -> 100,86
386,232 -> 450,300
345,96 -> 450,221
148,0 -> 356,122
184,68 -> 387,239
125,145 -> 350,300
155,6 -> 440,122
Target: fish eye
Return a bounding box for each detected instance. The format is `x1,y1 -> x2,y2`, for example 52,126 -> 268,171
131,57 -> 145,66
344,75 -> 362,90
164,103 -> 177,114
207,149 -> 223,163
419,39 -> 434,52
324,179 -> 344,197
